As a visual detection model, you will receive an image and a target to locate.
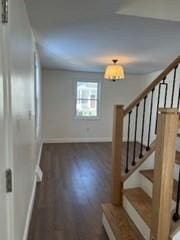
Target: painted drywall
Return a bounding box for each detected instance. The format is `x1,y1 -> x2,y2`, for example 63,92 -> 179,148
42,69 -> 150,142
0,5 -> 8,239
5,0 -> 42,239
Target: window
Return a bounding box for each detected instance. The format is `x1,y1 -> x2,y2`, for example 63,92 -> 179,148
75,81 -> 100,118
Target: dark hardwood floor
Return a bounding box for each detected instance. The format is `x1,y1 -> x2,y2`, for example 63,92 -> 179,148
28,142 -> 142,240
28,143 -> 112,240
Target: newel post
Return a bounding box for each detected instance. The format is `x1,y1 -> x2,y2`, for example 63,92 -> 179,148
151,109 -> 179,240
112,105 -> 124,206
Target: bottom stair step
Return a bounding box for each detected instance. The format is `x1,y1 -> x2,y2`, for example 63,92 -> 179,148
102,203 -> 144,240
124,188 -> 152,228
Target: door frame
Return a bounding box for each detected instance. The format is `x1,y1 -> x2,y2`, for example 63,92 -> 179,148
0,6 -> 14,240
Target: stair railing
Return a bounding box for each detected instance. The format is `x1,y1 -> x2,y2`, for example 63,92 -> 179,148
124,57 -> 180,176
151,109 -> 178,240
112,56 -> 180,206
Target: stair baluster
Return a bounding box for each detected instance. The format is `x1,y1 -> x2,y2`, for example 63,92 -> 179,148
155,83 -> 162,134
162,77 -> 168,108
139,96 -> 147,158
132,103 -> 139,166
125,110 -> 132,173
177,86 -> 180,109
171,65 -> 178,107
173,168 -> 180,222
146,88 -> 154,151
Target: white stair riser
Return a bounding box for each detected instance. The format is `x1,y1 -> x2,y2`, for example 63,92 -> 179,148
174,163 -> 180,181
140,175 -> 176,210
102,214 -> 116,240
141,175 -> 153,197
124,154 -> 155,189
123,196 -> 150,240
171,227 -> 180,240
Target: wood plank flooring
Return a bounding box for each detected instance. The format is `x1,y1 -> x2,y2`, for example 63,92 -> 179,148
28,142 -> 143,240
28,143 -> 112,240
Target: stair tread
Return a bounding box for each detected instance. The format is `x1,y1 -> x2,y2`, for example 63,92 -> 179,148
123,188 -> 180,236
124,188 -> 152,227
140,169 -> 178,202
139,169 -> 154,182
102,203 -> 144,240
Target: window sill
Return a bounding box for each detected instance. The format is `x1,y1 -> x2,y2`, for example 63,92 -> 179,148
73,116 -> 101,120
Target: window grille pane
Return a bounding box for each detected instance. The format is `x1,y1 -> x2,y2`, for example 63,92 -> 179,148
76,99 -> 98,117
77,82 -> 98,100
76,81 -> 100,118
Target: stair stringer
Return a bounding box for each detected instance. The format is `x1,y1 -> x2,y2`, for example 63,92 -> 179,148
123,195 -> 150,240
122,141 -> 156,182
122,151 -> 155,240
124,152 -> 155,190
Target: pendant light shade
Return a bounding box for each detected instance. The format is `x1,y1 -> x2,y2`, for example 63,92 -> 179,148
104,59 -> 125,81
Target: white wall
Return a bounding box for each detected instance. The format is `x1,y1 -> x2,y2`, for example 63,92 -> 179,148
4,0 -> 42,239
42,69 -> 150,142
0,4 -> 8,239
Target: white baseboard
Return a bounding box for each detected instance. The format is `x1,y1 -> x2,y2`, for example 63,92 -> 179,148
35,165 -> 43,182
43,137 -> 112,143
37,143 -> 43,166
22,176 -> 37,240
102,214 -> 116,240
23,143 -> 43,240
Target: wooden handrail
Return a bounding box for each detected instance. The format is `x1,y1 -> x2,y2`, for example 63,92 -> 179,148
124,56 -> 180,116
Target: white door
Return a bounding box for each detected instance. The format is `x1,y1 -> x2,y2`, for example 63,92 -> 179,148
0,4 -> 10,240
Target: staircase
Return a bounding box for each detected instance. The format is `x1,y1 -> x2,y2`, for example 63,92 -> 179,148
102,56 -> 180,240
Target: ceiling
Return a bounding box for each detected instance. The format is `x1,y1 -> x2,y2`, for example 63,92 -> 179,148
25,0 -> 180,74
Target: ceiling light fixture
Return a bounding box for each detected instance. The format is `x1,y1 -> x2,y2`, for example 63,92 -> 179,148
104,59 -> 125,81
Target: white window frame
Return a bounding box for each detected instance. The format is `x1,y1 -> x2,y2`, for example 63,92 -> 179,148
74,80 -> 101,120
34,52 -> 40,139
